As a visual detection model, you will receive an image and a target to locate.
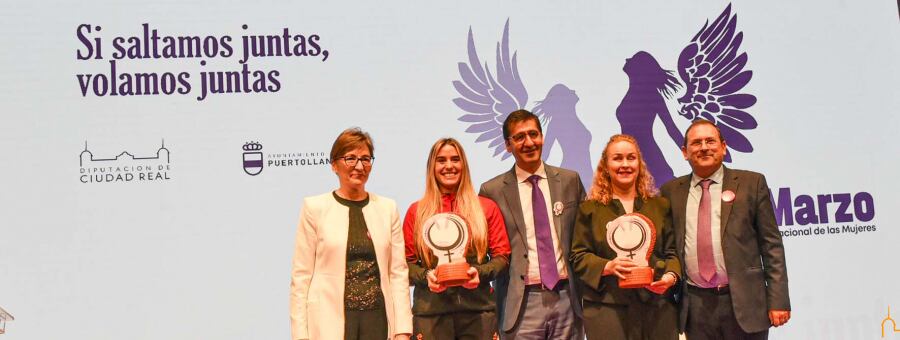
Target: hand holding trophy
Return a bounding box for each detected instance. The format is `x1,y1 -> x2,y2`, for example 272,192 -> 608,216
422,212 -> 471,287
605,213 -> 657,288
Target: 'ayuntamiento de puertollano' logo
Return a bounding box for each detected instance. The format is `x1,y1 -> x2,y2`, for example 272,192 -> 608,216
242,141 -> 264,176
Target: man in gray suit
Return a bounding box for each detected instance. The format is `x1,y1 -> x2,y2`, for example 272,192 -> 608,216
660,120 -> 791,340
479,110 -> 585,340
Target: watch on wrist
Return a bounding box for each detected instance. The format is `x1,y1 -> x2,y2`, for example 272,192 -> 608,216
664,272 -> 678,284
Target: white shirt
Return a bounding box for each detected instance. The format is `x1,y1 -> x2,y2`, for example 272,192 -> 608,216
684,165 -> 730,287
515,163 -> 568,285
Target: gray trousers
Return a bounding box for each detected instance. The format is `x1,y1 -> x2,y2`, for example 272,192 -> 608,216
685,288 -> 768,340
502,287 -> 583,340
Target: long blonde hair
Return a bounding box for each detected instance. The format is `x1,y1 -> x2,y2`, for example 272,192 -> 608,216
588,134 -> 658,204
414,138 -> 488,268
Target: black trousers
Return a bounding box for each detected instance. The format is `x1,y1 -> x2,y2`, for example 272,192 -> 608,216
413,311 -> 498,340
345,307 -> 388,340
583,299 -> 678,340
685,288 -> 768,340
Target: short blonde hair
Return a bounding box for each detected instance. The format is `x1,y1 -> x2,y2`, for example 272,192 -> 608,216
330,127 -> 374,161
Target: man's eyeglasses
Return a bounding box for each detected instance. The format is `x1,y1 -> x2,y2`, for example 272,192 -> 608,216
688,138 -> 720,148
508,130 -> 541,144
338,156 -> 375,167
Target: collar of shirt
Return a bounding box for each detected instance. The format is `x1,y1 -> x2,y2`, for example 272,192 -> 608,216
514,162 -> 547,184
690,164 -> 725,187
440,193 -> 457,213
611,197 -> 645,215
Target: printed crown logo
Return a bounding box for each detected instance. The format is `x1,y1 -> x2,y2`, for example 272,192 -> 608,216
243,142 -> 263,151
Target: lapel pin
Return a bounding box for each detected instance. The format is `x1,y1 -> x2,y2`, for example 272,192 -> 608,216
553,202 -> 564,216
722,190 -> 735,203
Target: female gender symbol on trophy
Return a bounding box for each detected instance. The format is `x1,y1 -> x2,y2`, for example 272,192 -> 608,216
422,213 -> 471,286
606,213 -> 657,288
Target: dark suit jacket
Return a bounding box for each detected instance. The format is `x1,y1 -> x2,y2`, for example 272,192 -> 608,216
660,167 -> 791,333
479,163 -> 586,332
570,197 -> 681,305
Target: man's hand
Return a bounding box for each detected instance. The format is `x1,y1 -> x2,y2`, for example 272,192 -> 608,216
426,270 -> 447,293
769,310 -> 791,327
462,267 -> 480,290
393,334 -> 411,340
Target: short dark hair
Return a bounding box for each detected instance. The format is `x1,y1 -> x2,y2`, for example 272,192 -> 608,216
502,109 -> 542,141
330,127 -> 374,161
682,119 -> 724,148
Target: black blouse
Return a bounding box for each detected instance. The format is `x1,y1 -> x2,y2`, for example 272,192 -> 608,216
333,192 -> 384,311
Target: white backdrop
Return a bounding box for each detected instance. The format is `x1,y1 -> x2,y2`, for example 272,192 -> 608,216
1,1 -> 898,339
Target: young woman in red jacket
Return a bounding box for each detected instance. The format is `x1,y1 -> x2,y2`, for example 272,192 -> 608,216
403,138 -> 511,340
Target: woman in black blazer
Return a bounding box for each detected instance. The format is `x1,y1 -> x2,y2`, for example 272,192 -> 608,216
570,134 -> 681,340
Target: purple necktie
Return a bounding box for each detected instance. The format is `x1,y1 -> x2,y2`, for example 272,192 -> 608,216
697,179 -> 716,284
528,175 -> 560,290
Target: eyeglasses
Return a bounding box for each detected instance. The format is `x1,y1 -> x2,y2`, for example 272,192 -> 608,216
508,130 -> 541,144
338,155 -> 374,167
688,138 -> 721,148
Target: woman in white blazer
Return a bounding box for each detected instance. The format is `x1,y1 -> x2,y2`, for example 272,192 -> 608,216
290,128 -> 412,340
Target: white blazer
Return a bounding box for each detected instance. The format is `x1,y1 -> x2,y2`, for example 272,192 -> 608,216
290,192 -> 413,340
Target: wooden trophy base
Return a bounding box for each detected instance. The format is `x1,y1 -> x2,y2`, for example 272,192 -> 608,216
618,266 -> 653,289
436,262 -> 471,287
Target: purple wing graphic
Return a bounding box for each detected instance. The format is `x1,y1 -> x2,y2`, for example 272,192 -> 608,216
453,19 -> 528,159
676,4 -> 758,161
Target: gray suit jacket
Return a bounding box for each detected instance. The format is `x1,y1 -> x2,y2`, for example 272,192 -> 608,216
660,167 -> 790,333
479,163 -> 586,332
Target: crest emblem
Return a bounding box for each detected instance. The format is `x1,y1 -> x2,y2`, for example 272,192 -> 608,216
242,142 -> 264,176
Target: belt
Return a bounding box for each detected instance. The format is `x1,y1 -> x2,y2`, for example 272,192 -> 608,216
525,279 -> 569,292
687,284 -> 730,295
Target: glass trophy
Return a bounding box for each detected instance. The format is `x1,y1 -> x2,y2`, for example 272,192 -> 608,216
606,213 -> 657,288
422,212 -> 471,286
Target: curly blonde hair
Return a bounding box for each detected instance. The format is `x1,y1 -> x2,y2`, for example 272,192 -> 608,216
588,134 -> 658,204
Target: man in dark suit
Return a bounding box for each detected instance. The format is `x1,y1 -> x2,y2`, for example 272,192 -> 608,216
660,120 -> 791,340
479,110 -> 585,340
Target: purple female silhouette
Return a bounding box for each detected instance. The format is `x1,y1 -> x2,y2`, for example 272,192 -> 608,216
452,20 -> 594,190
616,4 -> 759,185
453,5 -> 757,190
616,51 -> 683,184
534,84 -> 593,189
